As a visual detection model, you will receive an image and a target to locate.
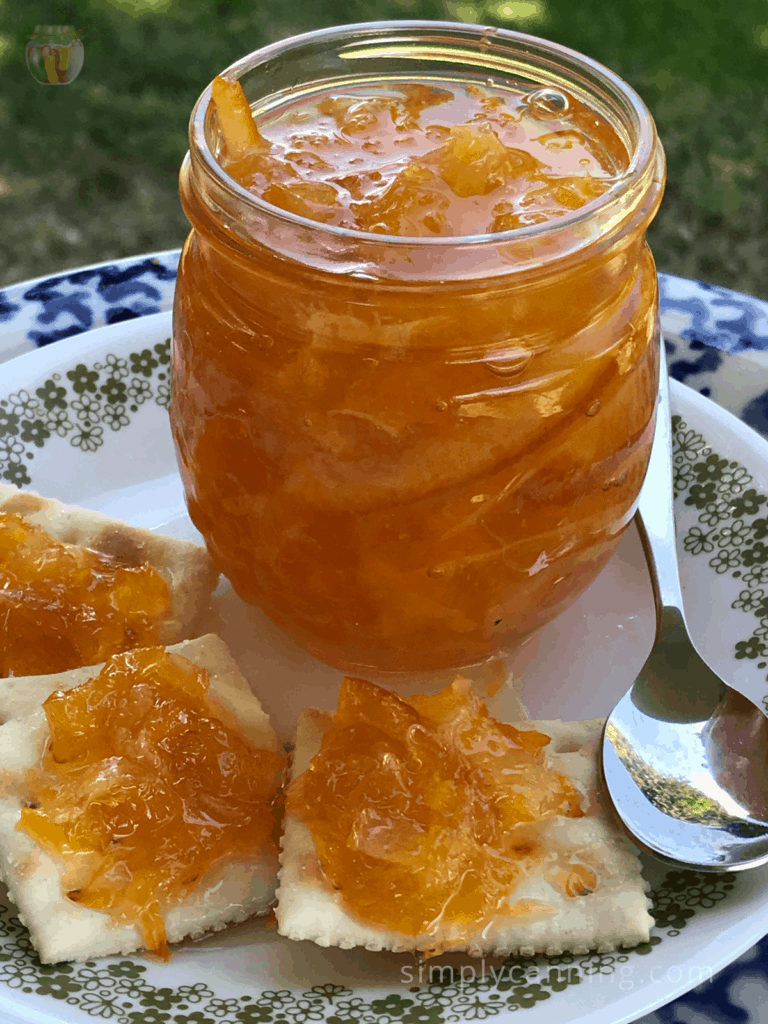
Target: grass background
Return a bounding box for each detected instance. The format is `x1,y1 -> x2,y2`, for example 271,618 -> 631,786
0,0 -> 766,298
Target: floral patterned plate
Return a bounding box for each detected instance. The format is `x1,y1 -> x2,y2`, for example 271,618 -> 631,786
2,311 -> 768,1024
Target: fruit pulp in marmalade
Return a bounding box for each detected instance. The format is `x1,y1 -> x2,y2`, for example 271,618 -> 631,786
0,513 -> 171,677
18,647 -> 284,958
288,677 -> 593,943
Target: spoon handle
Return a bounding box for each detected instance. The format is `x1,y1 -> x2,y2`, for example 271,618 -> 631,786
635,347 -> 686,626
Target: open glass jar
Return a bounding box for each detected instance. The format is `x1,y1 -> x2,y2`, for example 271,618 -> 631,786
171,21 -> 665,674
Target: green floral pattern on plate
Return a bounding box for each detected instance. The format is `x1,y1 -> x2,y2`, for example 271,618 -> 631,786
672,414 -> 768,710
0,871 -> 735,1022
0,341 -> 171,488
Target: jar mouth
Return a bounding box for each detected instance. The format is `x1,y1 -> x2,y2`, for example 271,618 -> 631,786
188,20 -> 662,253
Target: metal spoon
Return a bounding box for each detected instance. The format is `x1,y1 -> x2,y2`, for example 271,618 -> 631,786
601,350 -> 768,871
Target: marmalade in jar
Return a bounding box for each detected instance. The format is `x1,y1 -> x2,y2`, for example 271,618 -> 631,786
18,647 -> 285,959
0,512 -> 171,677
218,80 -> 627,236
172,25 -> 664,673
288,677 -> 588,942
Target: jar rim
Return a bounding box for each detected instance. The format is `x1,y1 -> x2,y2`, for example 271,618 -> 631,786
32,25 -> 79,35
188,20 -> 662,252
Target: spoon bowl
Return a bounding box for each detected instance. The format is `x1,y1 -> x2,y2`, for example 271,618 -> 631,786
601,351 -> 768,871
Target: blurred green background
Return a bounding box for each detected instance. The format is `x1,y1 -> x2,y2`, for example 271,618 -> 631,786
1,0 -> 766,297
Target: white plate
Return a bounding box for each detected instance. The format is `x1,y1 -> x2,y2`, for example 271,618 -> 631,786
2,311 -> 768,1024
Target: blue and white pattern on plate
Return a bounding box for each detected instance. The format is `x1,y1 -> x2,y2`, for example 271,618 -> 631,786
659,274 -> 768,355
658,274 -> 768,441
0,251 -> 180,365
1,253 -> 767,1024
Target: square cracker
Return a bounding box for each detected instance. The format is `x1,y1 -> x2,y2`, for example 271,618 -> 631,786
0,485 -> 219,647
0,634 -> 282,964
277,710 -> 653,958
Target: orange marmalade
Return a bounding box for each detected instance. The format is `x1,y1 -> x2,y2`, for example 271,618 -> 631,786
172,25 -> 665,673
220,81 -> 627,235
288,677 -> 586,941
18,647 -> 284,958
0,513 -> 171,677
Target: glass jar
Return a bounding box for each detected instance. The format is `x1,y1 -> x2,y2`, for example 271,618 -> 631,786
172,21 -> 665,674
26,25 -> 84,86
